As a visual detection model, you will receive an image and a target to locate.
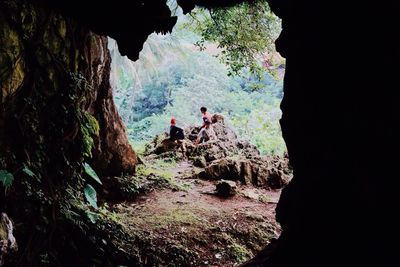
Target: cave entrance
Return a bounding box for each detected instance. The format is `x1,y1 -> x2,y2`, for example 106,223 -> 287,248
108,1 -> 290,265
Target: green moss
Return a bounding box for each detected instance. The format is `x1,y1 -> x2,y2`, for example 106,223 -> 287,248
136,159 -> 176,182
0,220 -> 7,240
81,112 -> 100,158
258,194 -> 272,203
0,22 -> 25,102
228,242 -> 252,262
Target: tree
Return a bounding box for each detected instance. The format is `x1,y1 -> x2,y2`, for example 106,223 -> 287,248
185,0 -> 282,77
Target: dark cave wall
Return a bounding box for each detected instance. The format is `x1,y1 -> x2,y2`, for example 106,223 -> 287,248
0,0 -> 178,264
243,1 -> 400,266
0,1 -> 136,263
0,0 -> 136,180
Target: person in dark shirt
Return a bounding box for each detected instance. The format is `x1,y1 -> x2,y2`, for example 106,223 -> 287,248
170,117 -> 184,141
169,117 -> 186,158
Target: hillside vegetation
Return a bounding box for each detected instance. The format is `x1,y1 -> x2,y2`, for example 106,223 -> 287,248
109,2 -> 286,155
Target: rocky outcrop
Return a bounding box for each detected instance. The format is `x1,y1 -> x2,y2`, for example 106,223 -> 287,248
84,36 -> 137,176
145,115 -> 291,190
202,156 -> 290,190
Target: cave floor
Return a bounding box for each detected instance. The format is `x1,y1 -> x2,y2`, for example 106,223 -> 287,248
107,160 -> 281,266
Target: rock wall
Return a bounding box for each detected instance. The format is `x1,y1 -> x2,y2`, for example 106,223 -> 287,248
0,1 -> 136,177
83,36 -> 137,176
0,0 -> 136,264
244,1 -> 400,266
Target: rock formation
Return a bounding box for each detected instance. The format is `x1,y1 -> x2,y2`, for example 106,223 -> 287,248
144,114 -> 291,190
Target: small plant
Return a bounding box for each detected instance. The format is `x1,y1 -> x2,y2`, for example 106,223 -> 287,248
227,242 -> 252,262
83,163 -> 102,185
258,195 -> 272,203
0,170 -> 14,189
84,184 -> 98,209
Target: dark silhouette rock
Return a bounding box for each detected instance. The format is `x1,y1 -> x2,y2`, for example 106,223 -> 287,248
241,1 -> 400,266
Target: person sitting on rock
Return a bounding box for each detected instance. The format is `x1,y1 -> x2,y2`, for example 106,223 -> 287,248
200,106 -> 212,129
195,120 -> 217,145
169,117 -> 186,157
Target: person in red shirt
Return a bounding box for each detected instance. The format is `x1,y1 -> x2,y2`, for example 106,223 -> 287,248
169,117 -> 186,158
169,117 -> 184,141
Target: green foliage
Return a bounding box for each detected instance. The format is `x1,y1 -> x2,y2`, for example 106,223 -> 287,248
85,210 -> 100,224
186,0 -> 281,77
81,112 -> 100,158
227,242 -> 252,262
84,184 -> 98,209
83,163 -> 102,185
22,164 -> 36,178
0,170 -> 14,189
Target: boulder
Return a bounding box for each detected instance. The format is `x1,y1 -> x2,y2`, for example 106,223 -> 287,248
203,156 -> 290,190
204,158 -> 241,181
211,113 -> 225,123
193,156 -> 207,168
216,180 -> 237,197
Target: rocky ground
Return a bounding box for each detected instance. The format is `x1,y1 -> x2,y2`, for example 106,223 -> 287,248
100,116 -> 292,266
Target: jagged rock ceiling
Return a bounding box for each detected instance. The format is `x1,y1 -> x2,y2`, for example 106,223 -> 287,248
31,0 -> 259,61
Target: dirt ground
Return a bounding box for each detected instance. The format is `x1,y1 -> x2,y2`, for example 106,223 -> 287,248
109,160 -> 282,266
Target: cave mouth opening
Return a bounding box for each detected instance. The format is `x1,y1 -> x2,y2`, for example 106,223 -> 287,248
110,1 -> 286,157
106,1 -> 291,265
